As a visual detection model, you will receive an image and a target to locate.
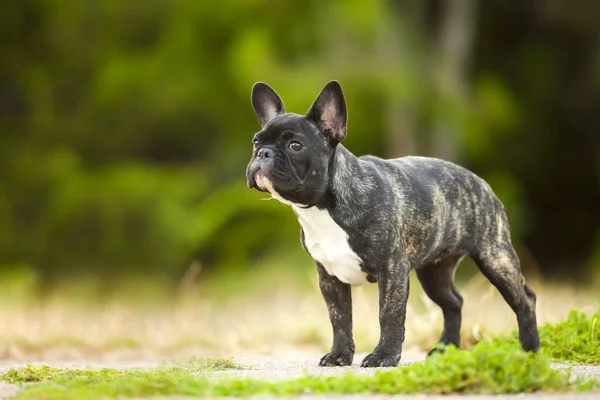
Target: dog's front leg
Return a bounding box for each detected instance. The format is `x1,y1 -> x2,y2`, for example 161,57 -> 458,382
316,262 -> 355,367
361,258 -> 410,368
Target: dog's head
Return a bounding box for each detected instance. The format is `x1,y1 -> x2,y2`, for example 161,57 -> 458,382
246,81 -> 347,206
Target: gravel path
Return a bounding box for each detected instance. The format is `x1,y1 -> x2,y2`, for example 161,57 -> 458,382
0,352 -> 598,399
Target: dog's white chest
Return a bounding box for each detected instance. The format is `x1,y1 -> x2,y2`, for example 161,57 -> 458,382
293,207 -> 368,286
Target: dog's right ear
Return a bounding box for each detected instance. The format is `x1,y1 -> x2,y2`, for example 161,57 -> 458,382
251,82 -> 285,127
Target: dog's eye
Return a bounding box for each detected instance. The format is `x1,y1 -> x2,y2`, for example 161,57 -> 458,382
252,138 -> 259,146
289,141 -> 303,152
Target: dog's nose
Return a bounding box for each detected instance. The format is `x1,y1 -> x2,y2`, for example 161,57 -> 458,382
257,147 -> 275,159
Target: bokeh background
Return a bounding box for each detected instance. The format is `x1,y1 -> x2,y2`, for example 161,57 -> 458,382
0,0 -> 599,358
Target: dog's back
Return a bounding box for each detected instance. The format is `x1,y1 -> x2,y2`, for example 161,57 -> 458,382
358,154 -> 510,267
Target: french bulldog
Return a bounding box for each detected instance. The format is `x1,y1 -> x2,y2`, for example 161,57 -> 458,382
245,80 -> 540,368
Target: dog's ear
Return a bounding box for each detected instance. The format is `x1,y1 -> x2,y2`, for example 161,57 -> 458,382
251,82 -> 285,127
306,80 -> 347,142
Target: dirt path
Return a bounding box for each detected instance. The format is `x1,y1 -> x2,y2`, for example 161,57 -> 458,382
0,352 -> 599,399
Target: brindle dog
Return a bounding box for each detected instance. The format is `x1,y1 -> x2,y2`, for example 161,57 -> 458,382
246,80 -> 540,368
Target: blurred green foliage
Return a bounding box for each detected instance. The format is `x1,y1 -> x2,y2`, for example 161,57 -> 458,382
0,0 -> 599,286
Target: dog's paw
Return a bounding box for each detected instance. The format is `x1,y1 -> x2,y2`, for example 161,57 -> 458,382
319,350 -> 354,367
360,351 -> 400,368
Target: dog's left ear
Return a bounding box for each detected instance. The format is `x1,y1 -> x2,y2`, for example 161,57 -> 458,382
306,80 -> 347,142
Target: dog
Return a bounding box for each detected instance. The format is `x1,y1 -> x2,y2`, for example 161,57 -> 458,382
245,80 -> 540,368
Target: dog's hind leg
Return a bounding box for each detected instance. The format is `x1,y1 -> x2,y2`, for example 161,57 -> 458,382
471,243 -> 540,352
416,254 -> 464,354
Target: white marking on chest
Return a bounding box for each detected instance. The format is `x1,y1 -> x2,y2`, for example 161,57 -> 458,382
293,206 -> 368,286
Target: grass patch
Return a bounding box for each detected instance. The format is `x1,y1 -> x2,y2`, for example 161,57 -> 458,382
1,357 -> 244,385
5,342 -> 598,399
538,305 -> 600,364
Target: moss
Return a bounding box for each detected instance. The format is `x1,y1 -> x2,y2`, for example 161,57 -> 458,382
538,305 -> 600,364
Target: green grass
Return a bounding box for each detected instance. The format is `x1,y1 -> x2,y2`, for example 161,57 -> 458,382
0,357 -> 244,385
4,341 -> 598,399
538,306 -> 600,364
501,304 -> 600,364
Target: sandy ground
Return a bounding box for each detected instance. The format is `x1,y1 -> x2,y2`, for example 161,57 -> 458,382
0,352 -> 599,399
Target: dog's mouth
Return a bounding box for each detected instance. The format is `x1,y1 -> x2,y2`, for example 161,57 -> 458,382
246,161 -> 265,191
254,170 -> 272,192
247,164 -> 279,195
246,155 -> 314,207
251,167 -> 311,207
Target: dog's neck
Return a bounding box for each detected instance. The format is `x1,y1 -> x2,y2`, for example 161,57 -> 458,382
302,144 -> 373,211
